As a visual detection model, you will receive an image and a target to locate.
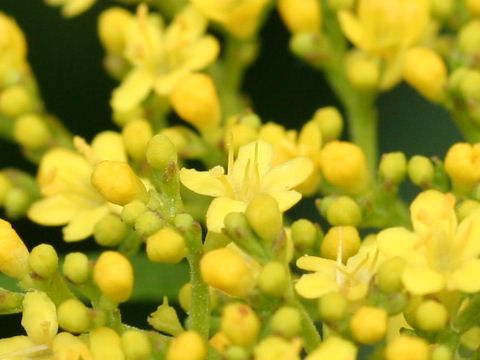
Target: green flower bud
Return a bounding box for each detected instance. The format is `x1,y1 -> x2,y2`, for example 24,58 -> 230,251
379,152 -> 407,184
0,288 -> 23,314
459,20 -> 480,56
226,346 -> 249,360
431,345 -> 452,360
29,243 -> 58,279
135,210 -> 163,237
148,296 -> 184,336
375,256 -> 406,293
146,227 -> 186,264
221,302 -> 260,347
14,114 -> 50,149
62,252 -> 90,284
245,193 -> 282,242
0,85 -> 33,117
4,187 -> 30,219
122,119 -> 153,161
415,300 -> 448,332
408,155 -> 434,187
326,196 -> 362,226
318,292 -> 347,322
291,218 -> 318,250
257,262 -> 288,297
146,134 -> 178,171
270,306 -> 301,338
121,199 -> 148,226
457,199 -> 480,222
312,106 -> 343,141
290,32 -> 330,65
93,213 -> 127,247
121,330 -> 152,360
57,298 -> 90,333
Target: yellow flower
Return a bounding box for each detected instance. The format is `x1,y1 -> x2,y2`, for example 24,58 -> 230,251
0,12 -> 28,85
377,189 -> 480,295
0,218 -> 29,279
179,140 -> 313,232
338,0 -> 430,89
111,4 -> 219,112
27,132 -> 126,241
295,236 -> 383,301
189,0 -> 270,39
44,0 -> 97,17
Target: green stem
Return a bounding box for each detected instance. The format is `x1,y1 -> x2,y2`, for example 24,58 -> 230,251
449,105 -> 480,143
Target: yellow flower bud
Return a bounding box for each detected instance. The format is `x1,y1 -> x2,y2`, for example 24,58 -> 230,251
170,73 -> 221,132
270,306 -> 301,338
344,51 -> 380,92
305,336 -> 357,360
200,247 -> 254,298
326,196 -> 362,226
467,0 -> 480,17
29,244 -> 58,279
318,291 -> 347,322
98,7 -> 132,54
245,193 -> 282,242
93,251 -> 134,303
459,69 -> 480,101
459,20 -> 480,56
135,210 -> 164,237
457,199 -> 480,222
121,199 -> 148,226
14,114 -> 50,149
379,152 -> 407,184
167,330 -> 206,360
121,330 -> 152,360
146,227 -> 186,264
0,218 -> 29,279
321,226 -> 360,262
408,155 -> 435,187
350,306 -> 388,344
226,123 -> 257,154
431,345 -> 453,360
257,261 -> 288,297
122,119 -> 153,161
0,85 -> 33,118
146,134 -> 178,171
91,160 -> 147,205
321,141 -> 370,194
113,105 -> 145,127
220,302 -> 260,347
89,327 -> 125,359
277,0 -> 322,33
148,297 -> 184,336
375,256 -> 406,293
254,336 -> 302,360
291,218 -> 318,250
415,300 -> 448,332
445,143 -> 480,194
209,332 -> 230,354
57,299 -> 90,333
93,213 -> 127,247
385,335 -> 429,360
312,107 -> 343,141
4,187 -> 30,219
62,252 -> 90,284
21,291 -> 58,345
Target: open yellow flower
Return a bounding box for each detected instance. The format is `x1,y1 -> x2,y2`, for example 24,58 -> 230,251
180,140 -> 313,232
111,4 -> 219,112
27,132 -> 125,241
338,0 -> 430,89
377,189 -> 480,295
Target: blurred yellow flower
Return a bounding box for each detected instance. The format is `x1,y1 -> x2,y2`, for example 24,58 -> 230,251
377,189 -> 480,295
0,12 -> 28,84
180,140 -> 313,232
44,0 -> 97,17
27,132 -> 125,241
111,4 -> 219,112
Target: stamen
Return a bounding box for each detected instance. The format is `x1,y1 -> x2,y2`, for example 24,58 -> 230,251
335,226 -> 344,285
73,136 -> 98,165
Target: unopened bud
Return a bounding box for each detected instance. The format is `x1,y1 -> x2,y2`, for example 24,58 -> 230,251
459,20 -> 480,56
408,155 -> 434,187
379,152 -> 407,184
221,302 -> 260,347
14,114 -> 50,149
93,214 -> 127,247
62,252 -> 90,284
0,85 -> 33,117
321,226 -> 361,262
4,187 -> 30,219
122,119 -> 153,161
350,306 -> 387,344
98,7 -> 132,54
277,0 -> 322,33
146,133 -> 178,172
121,330 -> 152,360
121,199 -> 148,226
146,227 -> 186,264
291,218 -> 318,250
257,261 -> 288,297
384,335 -> 429,360
135,210 -> 163,237
444,143 -> 480,194
375,256 -> 406,293
0,219 -> 29,279
415,300 -> 448,332
245,193 -> 282,242
345,51 -> 379,92
270,306 -> 301,338
326,196 -> 362,226
166,330 -> 206,360
29,244 -> 58,279
318,291 -> 347,322
89,327 -> 125,359
57,298 -> 90,333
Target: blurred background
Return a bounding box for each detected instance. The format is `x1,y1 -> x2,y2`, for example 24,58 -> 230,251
0,0 -> 464,338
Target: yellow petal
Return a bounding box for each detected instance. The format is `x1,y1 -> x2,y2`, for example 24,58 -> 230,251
337,10 -> 371,52
402,266 -> 444,295
62,0 -> 96,17
154,69 -> 187,96
182,36 -> 220,71
410,190 -> 456,236
448,260 -> 480,293
346,283 -> 368,302
206,197 -> 246,233
457,209 -> 480,260
27,195 -> 80,226
298,120 -> 322,153
62,206 -> 110,242
267,190 -> 302,211
376,227 -> 420,259
262,157 -> 314,192
179,167 -> 229,197
294,272 -> 338,299
92,131 -> 127,162
296,256 -> 338,275
111,69 -> 153,112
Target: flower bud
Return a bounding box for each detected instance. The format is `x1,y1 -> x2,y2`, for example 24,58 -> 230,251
289,32 -> 330,65
225,123 -> 257,154
62,252 -> 90,284
345,51 -> 380,92
121,330 -> 152,360
98,7 -> 132,54
21,291 -> 58,345
148,297 -> 184,336
161,127 -> 188,153
14,114 -> 50,149
167,330 -> 206,360
113,105 -> 145,127
326,196 -> 362,226
305,336 -> 357,360
5,187 -> 30,219
291,218 -> 318,250
431,345 -> 453,360
122,119 -> 153,161
220,302 -> 260,347
375,256 -> 406,293
0,218 -> 29,279
459,20 -> 480,56
89,327 -> 124,359
93,213 -> 127,247
254,336 -> 302,360
135,210 -> 163,237
146,227 -> 186,264
200,247 -> 254,298
415,300 -> 448,332
277,0 -> 321,33
384,335 -> 429,360
170,73 -> 221,132
321,226 -> 361,262
29,243 -> 58,279
209,332 -> 230,354
379,152 -> 407,184
312,106 -> 343,142
146,134 -> 178,172
318,291 -> 347,322
121,199 -> 148,226
0,85 -> 33,117
408,155 -> 435,187
91,160 -> 147,205
321,141 -> 370,194
93,251 -> 134,303
245,193 -> 282,242
404,47 -> 447,102
445,143 -> 480,194
350,306 -> 387,344
57,299 -> 90,333
460,326 -> 480,350
257,261 -> 288,297
270,306 -> 301,338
